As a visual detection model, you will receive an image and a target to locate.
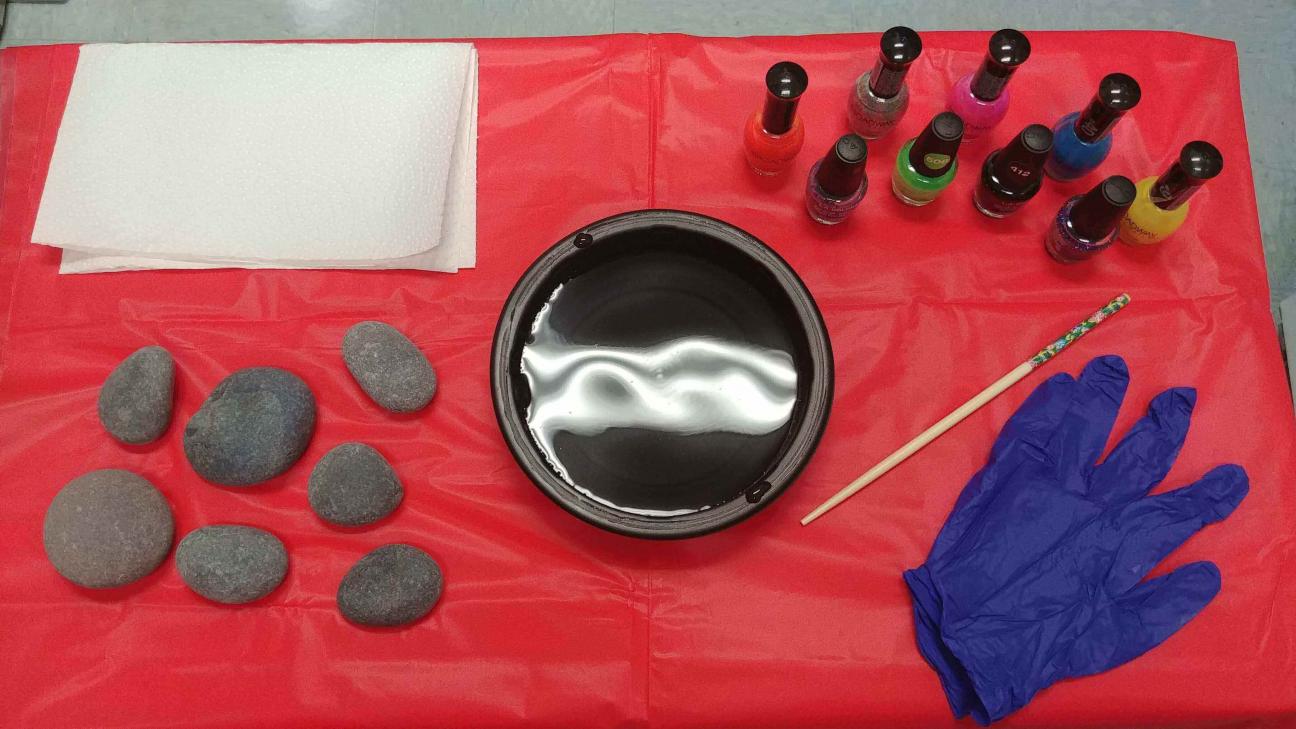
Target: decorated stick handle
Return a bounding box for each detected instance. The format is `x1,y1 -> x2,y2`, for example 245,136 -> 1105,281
1028,293 -> 1130,369
802,293 -> 1133,526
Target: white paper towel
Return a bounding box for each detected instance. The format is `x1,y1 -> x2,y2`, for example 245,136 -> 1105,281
34,42 -> 477,273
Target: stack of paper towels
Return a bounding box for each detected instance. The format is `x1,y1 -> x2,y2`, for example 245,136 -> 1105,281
33,42 -> 478,274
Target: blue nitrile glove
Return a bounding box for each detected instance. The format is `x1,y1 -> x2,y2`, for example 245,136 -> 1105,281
903,355 -> 1248,725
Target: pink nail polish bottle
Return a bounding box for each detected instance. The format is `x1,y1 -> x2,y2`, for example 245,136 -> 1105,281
947,29 -> 1031,140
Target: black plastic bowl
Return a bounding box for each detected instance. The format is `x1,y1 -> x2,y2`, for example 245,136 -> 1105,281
491,210 -> 833,538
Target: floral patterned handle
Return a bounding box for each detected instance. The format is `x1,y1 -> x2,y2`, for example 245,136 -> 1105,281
1029,294 -> 1131,369
805,293 -> 1134,525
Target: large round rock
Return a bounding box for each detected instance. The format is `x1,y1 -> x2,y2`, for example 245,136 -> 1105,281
183,367 -> 316,486
175,525 -> 288,604
308,442 -> 404,526
343,321 -> 437,413
43,469 -> 174,589
98,345 -> 175,445
337,544 -> 442,627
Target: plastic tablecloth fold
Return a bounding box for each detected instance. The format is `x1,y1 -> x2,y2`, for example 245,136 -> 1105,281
1,33 -> 1294,729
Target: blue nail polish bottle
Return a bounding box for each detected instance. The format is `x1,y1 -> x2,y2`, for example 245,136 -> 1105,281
1044,73 -> 1140,181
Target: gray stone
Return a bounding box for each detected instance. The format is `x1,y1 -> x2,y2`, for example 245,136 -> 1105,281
43,469 -> 174,589
98,345 -> 175,445
337,544 -> 442,627
308,442 -> 403,526
183,367 -> 316,486
343,321 -> 437,413
175,525 -> 288,604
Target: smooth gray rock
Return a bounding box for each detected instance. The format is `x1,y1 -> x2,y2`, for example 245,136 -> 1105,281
175,525 -> 288,604
308,442 -> 403,527
43,469 -> 174,589
337,544 -> 442,627
98,345 -> 175,445
342,321 -> 437,413
183,367 -> 316,486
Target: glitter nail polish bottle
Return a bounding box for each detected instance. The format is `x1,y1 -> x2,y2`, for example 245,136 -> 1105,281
806,134 -> 868,224
1045,175 -> 1136,263
847,26 -> 922,140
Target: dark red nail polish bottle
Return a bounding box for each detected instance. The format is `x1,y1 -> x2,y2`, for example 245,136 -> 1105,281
973,123 -> 1053,218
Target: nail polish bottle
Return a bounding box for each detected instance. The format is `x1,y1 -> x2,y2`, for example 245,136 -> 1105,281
947,29 -> 1030,141
891,112 -> 964,206
806,134 -> 868,225
743,61 -> 809,176
1044,73 -> 1141,181
847,26 -> 922,140
1120,141 -> 1223,246
973,123 -> 1053,218
1045,175 -> 1136,263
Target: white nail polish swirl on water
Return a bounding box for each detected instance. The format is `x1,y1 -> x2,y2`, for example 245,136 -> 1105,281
520,285 -> 799,516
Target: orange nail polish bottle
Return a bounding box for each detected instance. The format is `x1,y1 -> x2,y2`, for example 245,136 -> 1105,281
744,61 -> 808,176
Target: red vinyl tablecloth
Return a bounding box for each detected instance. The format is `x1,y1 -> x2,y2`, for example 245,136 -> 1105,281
1,32 -> 1294,729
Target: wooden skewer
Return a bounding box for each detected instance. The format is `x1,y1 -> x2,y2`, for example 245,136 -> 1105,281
800,293 -> 1131,526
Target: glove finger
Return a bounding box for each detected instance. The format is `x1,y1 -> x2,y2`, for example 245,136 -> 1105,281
1073,562 -> 1220,678
1091,388 -> 1196,506
989,372 -> 1076,460
1105,465 -> 1248,596
1050,356 -> 1128,484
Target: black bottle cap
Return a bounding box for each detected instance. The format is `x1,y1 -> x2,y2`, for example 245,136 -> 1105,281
1151,140 -> 1224,210
761,61 -> 809,135
988,123 -> 1054,194
1070,175 -> 1136,240
868,26 -> 923,99
970,29 -> 1030,102
909,112 -> 964,177
815,134 -> 869,198
1074,73 -> 1141,142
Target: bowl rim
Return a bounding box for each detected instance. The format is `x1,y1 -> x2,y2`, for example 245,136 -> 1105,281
490,209 -> 834,539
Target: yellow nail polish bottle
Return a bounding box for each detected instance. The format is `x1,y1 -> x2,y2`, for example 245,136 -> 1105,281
1119,141 -> 1223,246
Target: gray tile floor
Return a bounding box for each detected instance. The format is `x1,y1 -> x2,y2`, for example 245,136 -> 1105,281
2,0 -> 1293,356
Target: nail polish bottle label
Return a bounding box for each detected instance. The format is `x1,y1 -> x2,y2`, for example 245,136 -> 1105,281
924,153 -> 950,169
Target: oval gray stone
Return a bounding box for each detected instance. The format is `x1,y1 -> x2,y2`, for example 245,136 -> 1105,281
308,442 -> 403,526
343,321 -> 437,413
337,544 -> 442,627
183,367 -> 316,486
98,345 -> 175,445
175,525 -> 288,604
43,469 -> 174,589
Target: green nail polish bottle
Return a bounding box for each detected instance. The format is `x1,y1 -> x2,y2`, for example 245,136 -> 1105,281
891,111 -> 964,206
